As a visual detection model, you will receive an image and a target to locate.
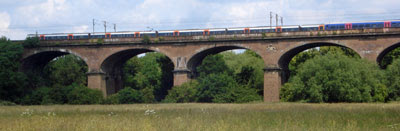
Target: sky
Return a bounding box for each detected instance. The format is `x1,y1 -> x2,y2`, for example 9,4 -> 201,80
1,0 -> 400,40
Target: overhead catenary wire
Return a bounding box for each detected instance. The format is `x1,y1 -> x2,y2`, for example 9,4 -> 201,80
1,11 -> 400,33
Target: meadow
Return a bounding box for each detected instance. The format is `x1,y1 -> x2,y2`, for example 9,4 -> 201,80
0,103 -> 400,131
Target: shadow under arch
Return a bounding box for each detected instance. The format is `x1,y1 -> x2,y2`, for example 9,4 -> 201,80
376,42 -> 400,68
21,49 -> 88,74
278,42 -> 361,83
100,48 -> 175,96
187,45 -> 262,78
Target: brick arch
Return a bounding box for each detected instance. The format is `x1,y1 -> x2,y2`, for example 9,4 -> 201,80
376,41 -> 400,67
21,48 -> 88,73
186,45 -> 264,77
100,48 -> 174,95
278,42 -> 361,82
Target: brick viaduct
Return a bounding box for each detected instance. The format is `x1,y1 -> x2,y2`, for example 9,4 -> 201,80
21,28 -> 400,102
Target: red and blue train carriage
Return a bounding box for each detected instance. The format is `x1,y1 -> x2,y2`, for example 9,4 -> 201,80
30,20 -> 400,41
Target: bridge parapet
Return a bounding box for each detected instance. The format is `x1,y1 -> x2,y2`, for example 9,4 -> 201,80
36,28 -> 400,46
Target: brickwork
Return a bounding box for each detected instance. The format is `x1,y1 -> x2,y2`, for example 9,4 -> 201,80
21,29 -> 400,101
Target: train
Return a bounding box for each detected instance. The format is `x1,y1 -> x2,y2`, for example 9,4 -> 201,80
28,20 -> 400,41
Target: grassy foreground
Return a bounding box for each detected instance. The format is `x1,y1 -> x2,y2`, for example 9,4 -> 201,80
0,103 -> 400,131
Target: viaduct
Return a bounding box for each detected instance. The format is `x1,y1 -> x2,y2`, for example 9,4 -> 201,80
21,28 -> 400,102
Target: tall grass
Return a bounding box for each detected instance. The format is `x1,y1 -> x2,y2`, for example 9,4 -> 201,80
0,103 -> 400,130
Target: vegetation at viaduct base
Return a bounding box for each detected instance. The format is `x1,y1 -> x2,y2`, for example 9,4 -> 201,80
1,36 -> 400,105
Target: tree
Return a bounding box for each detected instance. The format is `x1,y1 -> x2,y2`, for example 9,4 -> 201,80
196,73 -> 238,103
381,48 -> 400,69
221,50 -> 264,95
164,80 -> 199,103
22,37 -> 39,48
197,54 -> 232,77
43,55 -> 88,86
67,84 -> 103,104
116,87 -> 143,104
123,57 -> 142,89
386,58 -> 400,101
121,52 -> 174,102
289,46 -> 359,77
281,53 -> 387,103
0,37 -> 28,102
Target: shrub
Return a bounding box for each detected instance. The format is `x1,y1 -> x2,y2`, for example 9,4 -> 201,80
21,86 -> 54,105
117,87 -> 143,104
141,87 -> 156,103
23,37 -> 39,48
67,84 -> 103,104
196,73 -> 238,103
0,100 -> 17,106
96,39 -> 103,45
281,53 -> 387,103
103,94 -> 120,104
164,81 -> 199,103
262,33 -> 267,38
142,35 -> 151,44
230,86 -> 262,103
386,58 -> 400,101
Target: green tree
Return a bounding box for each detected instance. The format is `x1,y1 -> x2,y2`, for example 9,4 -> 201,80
43,55 -> 88,86
196,73 -> 238,103
0,37 -> 28,102
116,87 -> 143,104
197,54 -> 232,77
122,52 -> 173,102
381,48 -> 400,69
221,50 -> 264,95
22,37 -> 39,48
67,84 -> 103,104
289,46 -> 359,76
386,58 -> 400,101
164,80 -> 199,103
281,53 -> 387,103
123,57 -> 142,89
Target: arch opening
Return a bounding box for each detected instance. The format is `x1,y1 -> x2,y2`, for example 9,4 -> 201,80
187,46 -> 250,77
186,46 -> 265,102
21,50 -> 89,91
100,49 -> 174,102
278,42 -> 361,83
377,42 -> 400,69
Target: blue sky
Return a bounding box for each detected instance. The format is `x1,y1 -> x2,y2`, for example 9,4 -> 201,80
1,0 -> 400,40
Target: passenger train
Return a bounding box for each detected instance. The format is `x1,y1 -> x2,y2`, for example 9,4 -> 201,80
28,20 -> 400,40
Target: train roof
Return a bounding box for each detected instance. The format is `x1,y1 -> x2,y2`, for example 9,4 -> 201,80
27,19 -> 400,37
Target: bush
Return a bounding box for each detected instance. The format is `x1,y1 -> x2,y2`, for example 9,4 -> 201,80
281,53 -> 387,103
103,94 -> 120,104
21,86 -> 54,105
141,87 -> 156,103
117,87 -> 143,104
142,35 -> 151,44
0,100 -> 17,106
164,81 -> 199,103
67,84 -> 103,104
230,86 -> 262,103
197,73 -> 238,103
23,37 -> 39,48
386,58 -> 400,101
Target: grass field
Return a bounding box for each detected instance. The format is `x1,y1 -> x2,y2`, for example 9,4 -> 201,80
0,103 -> 400,131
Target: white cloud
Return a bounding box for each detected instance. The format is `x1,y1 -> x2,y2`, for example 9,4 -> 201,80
0,12 -> 27,40
0,12 -> 10,29
15,0 -> 69,26
67,25 -> 89,33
